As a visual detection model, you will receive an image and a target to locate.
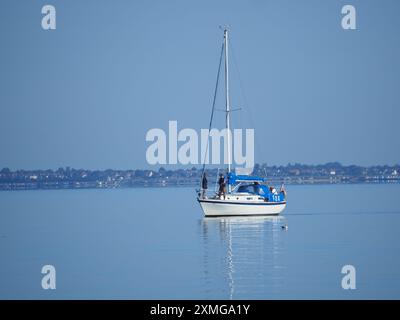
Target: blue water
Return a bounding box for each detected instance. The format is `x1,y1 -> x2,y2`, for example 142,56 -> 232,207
0,184 -> 399,299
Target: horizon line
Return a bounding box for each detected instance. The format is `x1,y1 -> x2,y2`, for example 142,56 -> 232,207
1,161 -> 400,172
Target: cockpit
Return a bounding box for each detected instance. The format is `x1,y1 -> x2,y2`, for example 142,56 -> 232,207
235,183 -> 268,195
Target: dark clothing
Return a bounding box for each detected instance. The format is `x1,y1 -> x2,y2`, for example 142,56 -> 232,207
218,176 -> 225,188
202,175 -> 208,190
218,176 -> 226,198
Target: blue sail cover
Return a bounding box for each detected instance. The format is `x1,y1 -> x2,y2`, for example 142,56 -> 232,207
228,173 -> 265,185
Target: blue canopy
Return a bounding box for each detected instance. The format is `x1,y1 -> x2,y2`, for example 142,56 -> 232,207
228,173 -> 265,185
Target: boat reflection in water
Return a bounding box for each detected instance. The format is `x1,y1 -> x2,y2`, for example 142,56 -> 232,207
200,216 -> 287,299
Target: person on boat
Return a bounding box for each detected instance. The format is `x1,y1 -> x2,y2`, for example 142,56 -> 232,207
201,173 -> 208,199
254,182 -> 261,195
280,183 -> 286,197
218,173 -> 226,199
269,186 -> 277,194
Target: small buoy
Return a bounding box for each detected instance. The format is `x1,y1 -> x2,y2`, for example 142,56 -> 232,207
281,224 -> 288,230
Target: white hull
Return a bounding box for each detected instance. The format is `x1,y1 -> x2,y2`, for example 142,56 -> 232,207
198,198 -> 286,217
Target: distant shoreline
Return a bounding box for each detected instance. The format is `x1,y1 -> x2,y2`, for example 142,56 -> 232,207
0,180 -> 399,192
1,162 -> 399,191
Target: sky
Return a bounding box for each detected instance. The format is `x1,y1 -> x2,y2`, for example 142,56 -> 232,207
0,0 -> 399,170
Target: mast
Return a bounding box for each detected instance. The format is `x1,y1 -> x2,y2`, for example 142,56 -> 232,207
224,29 -> 231,174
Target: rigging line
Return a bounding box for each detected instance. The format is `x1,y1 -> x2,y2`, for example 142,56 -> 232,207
200,41 -> 225,184
230,38 -> 264,176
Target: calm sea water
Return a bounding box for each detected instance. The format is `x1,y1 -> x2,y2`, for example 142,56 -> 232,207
0,184 -> 399,299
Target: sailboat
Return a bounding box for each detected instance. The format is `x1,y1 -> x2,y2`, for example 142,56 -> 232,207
197,29 -> 287,217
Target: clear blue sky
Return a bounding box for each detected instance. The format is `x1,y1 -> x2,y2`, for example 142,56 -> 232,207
0,0 -> 399,170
